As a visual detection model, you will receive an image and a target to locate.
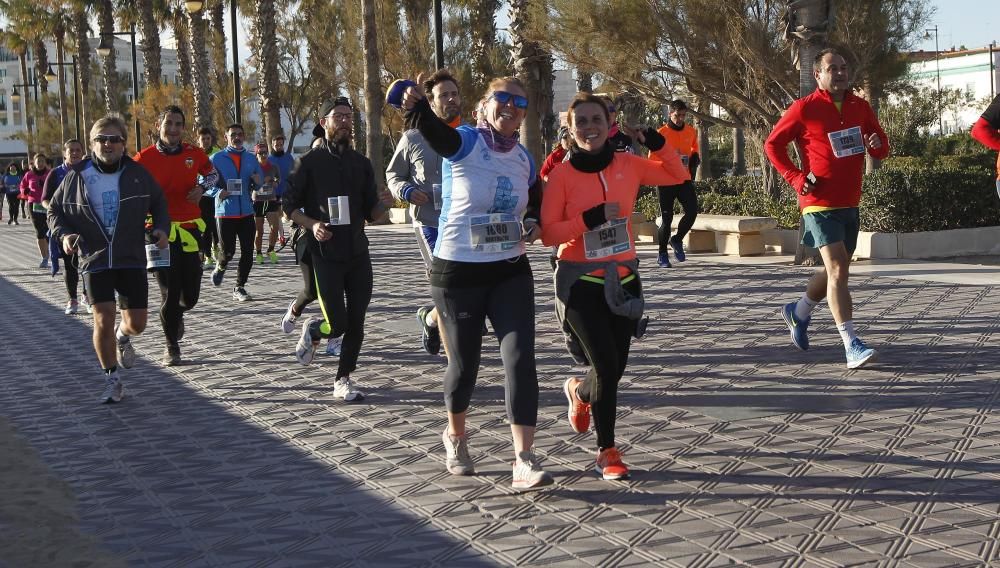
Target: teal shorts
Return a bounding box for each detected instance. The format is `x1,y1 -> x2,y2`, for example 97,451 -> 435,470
801,207 -> 860,254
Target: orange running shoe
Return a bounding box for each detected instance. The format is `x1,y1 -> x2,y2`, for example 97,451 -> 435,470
596,447 -> 629,480
563,377 -> 591,433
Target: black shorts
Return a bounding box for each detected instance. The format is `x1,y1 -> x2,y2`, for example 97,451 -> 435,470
84,268 -> 149,309
31,210 -> 48,239
253,200 -> 279,218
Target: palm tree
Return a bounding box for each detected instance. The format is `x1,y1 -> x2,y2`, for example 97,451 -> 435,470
208,0 -> 229,109
466,0 -> 499,92
187,4 -> 214,128
97,0 -> 118,113
361,0 -> 383,182
509,0 -> 554,164
136,0 -> 162,89
52,13 -> 73,141
169,5 -> 193,88
70,0 -> 92,133
0,29 -> 32,147
252,0 -> 281,140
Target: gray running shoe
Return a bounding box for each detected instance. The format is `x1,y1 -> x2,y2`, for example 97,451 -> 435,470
280,299 -> 298,334
100,375 -> 125,404
441,428 -> 475,475
162,343 -> 181,366
295,319 -> 318,365
117,335 -> 135,369
512,451 -> 554,491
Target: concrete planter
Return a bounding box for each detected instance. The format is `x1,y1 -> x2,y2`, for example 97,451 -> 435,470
388,207 -> 411,225
855,225 -> 1000,260
762,228 -> 799,254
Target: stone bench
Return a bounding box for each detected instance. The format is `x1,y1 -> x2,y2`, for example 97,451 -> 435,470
653,214 -> 778,256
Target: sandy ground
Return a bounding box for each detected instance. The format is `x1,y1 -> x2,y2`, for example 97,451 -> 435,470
0,416 -> 124,568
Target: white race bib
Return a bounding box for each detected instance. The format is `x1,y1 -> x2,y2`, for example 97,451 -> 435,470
582,217 -> 631,259
828,127 -> 864,158
145,243 -> 170,269
256,182 -> 274,199
226,179 -> 243,195
326,195 -> 350,225
469,213 -> 521,253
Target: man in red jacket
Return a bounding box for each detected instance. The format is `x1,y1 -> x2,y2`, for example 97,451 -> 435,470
764,48 -> 890,370
970,94 -> 1000,199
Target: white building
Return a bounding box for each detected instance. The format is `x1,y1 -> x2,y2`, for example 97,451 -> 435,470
906,45 -> 1000,134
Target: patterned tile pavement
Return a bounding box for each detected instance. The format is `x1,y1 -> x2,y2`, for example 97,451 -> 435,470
0,221 -> 998,567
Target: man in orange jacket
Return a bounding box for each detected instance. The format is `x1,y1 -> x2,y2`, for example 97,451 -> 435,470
764,48 -> 889,370
654,99 -> 700,267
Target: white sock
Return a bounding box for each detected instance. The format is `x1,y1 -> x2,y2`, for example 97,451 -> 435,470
425,311 -> 437,328
794,294 -> 819,321
837,321 -> 858,349
115,325 -> 128,342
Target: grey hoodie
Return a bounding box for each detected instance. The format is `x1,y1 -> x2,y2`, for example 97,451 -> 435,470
385,128 -> 442,228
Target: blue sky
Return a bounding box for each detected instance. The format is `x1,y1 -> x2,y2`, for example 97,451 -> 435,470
927,0 -> 998,50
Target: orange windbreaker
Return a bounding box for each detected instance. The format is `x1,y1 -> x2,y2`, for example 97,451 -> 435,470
541,145 -> 689,266
656,122 -> 698,165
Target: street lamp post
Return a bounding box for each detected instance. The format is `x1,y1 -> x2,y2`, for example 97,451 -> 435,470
924,25 -> 943,134
97,25 -> 141,152
433,0 -> 444,69
11,79 -> 37,158
231,0 -> 241,123
45,58 -> 82,141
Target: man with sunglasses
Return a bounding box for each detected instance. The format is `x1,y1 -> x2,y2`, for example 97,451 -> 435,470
47,115 -> 170,403
386,69 -> 463,358
205,123 -> 263,302
283,97 -> 393,402
135,105 -> 220,366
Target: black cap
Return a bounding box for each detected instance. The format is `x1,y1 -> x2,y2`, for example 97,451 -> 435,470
321,96 -> 353,117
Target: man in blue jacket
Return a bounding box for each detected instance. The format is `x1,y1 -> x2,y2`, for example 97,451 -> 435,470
205,123 -> 262,301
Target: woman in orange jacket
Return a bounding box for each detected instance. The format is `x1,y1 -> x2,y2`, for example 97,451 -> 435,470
541,92 -> 689,480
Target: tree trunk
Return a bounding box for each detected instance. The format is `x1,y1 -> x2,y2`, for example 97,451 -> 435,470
510,0 -> 553,165
209,1 -> 230,97
732,127 -> 746,175
18,51 -> 32,147
137,0 -> 162,89
576,70 -> 592,93
253,0 -> 282,141
98,0 -> 118,114
695,96 -> 712,180
864,82 -> 882,173
72,4 -> 91,131
34,39 -> 49,92
173,13 -> 193,88
469,0 -> 499,94
188,10 -> 214,129
55,28 -> 70,142
361,0 -> 384,184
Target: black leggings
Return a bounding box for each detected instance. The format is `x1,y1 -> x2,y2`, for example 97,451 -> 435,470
431,269 -> 538,427
4,194 -> 17,221
657,181 -> 698,253
292,256 -> 317,316
217,216 -> 255,287
563,277 -> 641,450
200,196 -> 218,256
308,250 -> 373,379
154,238 -> 203,345
63,251 -> 81,299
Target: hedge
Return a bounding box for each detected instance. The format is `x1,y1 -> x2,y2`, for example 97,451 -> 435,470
634,160 -> 1000,233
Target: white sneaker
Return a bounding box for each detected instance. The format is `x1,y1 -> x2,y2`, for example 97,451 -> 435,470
100,375 -> 125,404
83,298 -> 93,314
442,429 -> 475,475
333,377 -> 364,402
116,332 -> 135,369
325,336 -> 342,357
64,300 -> 78,315
295,319 -> 318,365
280,299 -> 298,334
512,451 -> 554,491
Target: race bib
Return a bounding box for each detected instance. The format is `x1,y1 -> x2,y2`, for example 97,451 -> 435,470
828,127 -> 865,158
226,179 -> 243,195
145,243 -> 170,269
326,195 -> 350,225
432,183 -> 443,210
469,213 -> 521,253
582,217 -> 631,259
256,182 -> 274,199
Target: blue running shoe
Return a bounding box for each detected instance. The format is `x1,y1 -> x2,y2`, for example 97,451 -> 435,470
669,237 -> 687,262
657,253 -> 672,268
211,267 -> 225,287
780,301 -> 810,351
845,338 -> 877,369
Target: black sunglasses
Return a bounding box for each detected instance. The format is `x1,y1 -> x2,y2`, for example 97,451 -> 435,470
93,134 -> 125,144
491,91 -> 529,109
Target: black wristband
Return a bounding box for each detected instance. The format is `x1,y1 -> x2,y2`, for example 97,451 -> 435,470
643,128 -> 666,151
582,203 -> 607,230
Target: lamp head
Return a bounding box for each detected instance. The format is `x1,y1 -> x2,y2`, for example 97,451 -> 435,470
96,36 -> 113,58
44,65 -> 56,83
185,0 -> 204,13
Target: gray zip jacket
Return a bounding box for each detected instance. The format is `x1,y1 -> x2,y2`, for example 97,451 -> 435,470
47,157 -> 170,274
385,128 -> 442,228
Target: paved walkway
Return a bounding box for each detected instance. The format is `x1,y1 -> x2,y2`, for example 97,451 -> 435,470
1,222 -> 998,567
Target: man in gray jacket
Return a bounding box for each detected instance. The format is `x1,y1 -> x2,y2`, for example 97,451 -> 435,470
385,69 -> 462,357
48,115 -> 170,404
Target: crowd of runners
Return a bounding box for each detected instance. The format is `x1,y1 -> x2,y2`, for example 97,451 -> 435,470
9,46 -> 1000,490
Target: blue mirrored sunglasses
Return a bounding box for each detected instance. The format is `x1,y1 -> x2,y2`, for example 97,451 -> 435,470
491,91 -> 529,109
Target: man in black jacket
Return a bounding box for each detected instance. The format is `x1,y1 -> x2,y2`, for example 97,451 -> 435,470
48,115 -> 170,403
282,97 -> 392,402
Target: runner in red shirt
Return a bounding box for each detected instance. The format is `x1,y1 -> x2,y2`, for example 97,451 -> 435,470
135,105 -> 219,366
765,48 -> 889,370
969,94 -> 1000,199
